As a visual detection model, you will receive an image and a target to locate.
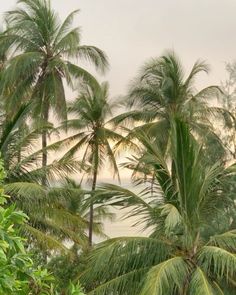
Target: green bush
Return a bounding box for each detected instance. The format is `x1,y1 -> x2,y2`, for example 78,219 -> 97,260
67,282 -> 86,295
0,162 -> 54,294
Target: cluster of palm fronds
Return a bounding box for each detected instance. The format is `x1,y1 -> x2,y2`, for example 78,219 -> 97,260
0,1 -> 235,294
83,119 -> 236,294
0,0 -> 114,256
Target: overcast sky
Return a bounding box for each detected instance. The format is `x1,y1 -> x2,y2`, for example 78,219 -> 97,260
1,0 -> 236,97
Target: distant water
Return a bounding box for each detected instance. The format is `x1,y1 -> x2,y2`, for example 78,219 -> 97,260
95,179 -> 150,241
103,207 -> 148,239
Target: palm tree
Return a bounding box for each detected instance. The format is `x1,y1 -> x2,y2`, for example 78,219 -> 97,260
115,51 -> 229,163
5,177 -> 112,255
0,103 -> 81,184
81,118 -> 236,295
45,177 -> 114,248
0,103 -> 90,252
217,61 -> 236,160
62,81 -> 125,245
0,0 -> 108,184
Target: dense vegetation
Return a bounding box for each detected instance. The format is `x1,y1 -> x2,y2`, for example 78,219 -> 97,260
0,0 -> 235,294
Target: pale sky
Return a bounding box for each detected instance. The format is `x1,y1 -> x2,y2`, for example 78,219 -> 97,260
1,0 -> 236,97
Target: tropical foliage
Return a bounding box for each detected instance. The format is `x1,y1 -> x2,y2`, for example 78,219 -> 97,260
63,81 -> 124,245
0,0 -> 108,185
0,160 -> 55,294
115,51 -> 228,164
0,0 -> 234,294
82,118 -> 236,294
218,61 -> 236,160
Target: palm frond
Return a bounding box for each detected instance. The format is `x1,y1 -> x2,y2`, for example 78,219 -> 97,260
198,246 -> 236,279
189,267 -> 216,295
140,257 -> 189,295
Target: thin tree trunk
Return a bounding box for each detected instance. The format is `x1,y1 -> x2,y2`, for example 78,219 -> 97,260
171,159 -> 176,187
88,166 -> 98,246
17,147 -> 21,163
41,97 -> 49,186
88,141 -> 98,246
42,129 -> 47,186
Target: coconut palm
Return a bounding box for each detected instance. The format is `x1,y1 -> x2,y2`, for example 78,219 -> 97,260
62,81 -> 126,245
0,0 -> 108,183
0,102 -> 91,252
0,103 -> 82,184
43,177 -> 114,247
0,96 -> 113,254
81,118 -> 236,295
115,51 -> 229,164
217,61 -> 236,160
5,177 -> 113,254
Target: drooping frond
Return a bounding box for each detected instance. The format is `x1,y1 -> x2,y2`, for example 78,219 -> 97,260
140,257 -> 189,295
197,246 -> 236,279
210,231 -> 236,252
77,45 -> 109,73
82,236 -> 171,294
188,267 -> 216,295
22,224 -> 68,253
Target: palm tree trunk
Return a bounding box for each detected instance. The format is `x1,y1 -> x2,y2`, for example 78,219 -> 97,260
42,130 -> 47,185
41,98 -> 49,186
17,148 -> 21,163
171,159 -> 177,189
88,166 -> 98,246
89,141 -> 99,246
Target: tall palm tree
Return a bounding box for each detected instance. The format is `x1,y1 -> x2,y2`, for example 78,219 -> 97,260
81,118 -> 236,295
115,51 -> 229,163
63,81 -> 125,245
0,103 -> 93,252
0,0 -> 108,183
